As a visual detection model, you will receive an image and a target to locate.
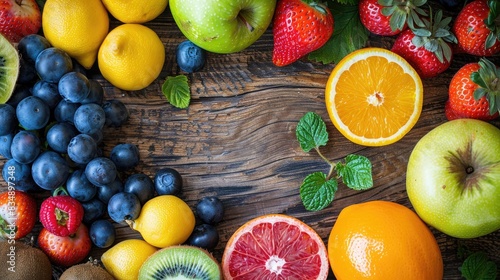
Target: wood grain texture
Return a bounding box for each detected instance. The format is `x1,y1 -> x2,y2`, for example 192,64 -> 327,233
1,2 -> 500,279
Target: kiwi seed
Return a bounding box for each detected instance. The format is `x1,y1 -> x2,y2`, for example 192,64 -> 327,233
138,245 -> 222,280
0,34 -> 19,104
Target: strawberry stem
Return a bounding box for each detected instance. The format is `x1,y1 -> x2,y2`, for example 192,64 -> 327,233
55,208 -> 69,226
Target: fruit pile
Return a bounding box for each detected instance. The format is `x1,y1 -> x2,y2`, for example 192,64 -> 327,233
0,32 -> 226,278
0,0 -> 499,279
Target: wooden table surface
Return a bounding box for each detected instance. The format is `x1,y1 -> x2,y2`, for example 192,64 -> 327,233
2,1 -> 500,279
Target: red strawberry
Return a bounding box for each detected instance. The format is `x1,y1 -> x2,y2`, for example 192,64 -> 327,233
0,0 -> 41,43
359,0 -> 427,36
39,190 -> 84,237
0,190 -> 37,240
446,59 -> 500,121
272,0 -> 334,67
37,223 -> 92,267
452,0 -> 500,56
391,10 -> 456,79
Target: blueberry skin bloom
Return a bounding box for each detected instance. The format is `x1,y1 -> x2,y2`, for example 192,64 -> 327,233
16,96 -> 50,130
0,104 -> 17,136
35,47 -> 73,83
58,71 -> 91,103
31,151 -> 70,191
176,40 -> 206,73
10,130 -> 41,164
74,103 -> 106,134
85,157 -> 117,186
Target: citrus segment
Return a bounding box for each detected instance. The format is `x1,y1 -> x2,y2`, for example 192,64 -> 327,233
325,47 -> 423,146
222,214 -> 329,280
328,200 -> 443,280
42,0 -> 109,69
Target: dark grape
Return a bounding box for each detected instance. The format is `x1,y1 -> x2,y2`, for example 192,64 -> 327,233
46,122 -> 79,154
66,169 -> 97,202
196,196 -> 224,225
89,219 -> 115,248
102,99 -> 129,127
35,47 -> 73,83
186,223 -> 219,250
123,173 -> 154,205
58,71 -> 90,103
0,104 -> 17,136
107,192 -> 141,223
16,96 -> 50,130
32,80 -> 62,109
67,133 -> 98,165
110,143 -> 140,171
10,130 -> 40,164
74,103 -> 106,134
85,157 -> 117,186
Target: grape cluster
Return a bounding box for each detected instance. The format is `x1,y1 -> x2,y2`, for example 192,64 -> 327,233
0,34 -> 224,252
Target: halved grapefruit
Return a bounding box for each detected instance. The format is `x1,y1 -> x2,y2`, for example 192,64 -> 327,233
221,214 -> 329,279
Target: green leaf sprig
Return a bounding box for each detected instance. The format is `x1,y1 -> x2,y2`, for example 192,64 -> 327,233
459,251 -> 498,280
162,75 -> 191,109
295,112 -> 373,211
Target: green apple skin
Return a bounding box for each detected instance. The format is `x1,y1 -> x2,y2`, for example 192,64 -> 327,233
169,0 -> 276,54
406,119 -> 500,239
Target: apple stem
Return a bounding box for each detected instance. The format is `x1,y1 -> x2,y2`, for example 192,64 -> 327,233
238,13 -> 255,32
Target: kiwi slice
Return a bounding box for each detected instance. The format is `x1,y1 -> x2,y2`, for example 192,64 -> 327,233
0,34 -> 19,104
60,260 -> 114,280
138,245 -> 221,280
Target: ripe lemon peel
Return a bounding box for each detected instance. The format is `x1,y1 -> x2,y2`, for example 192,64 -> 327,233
127,195 -> 195,248
325,47 -> 423,146
42,0 -> 109,69
98,24 -> 165,91
102,0 -> 168,24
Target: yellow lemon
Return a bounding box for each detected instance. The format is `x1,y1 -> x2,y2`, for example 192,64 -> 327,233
42,0 -> 109,69
127,195 -> 195,248
98,24 -> 165,91
101,239 -> 157,280
102,0 -> 169,23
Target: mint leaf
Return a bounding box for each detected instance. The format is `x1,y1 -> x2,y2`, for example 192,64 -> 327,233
296,112 -> 328,152
460,252 -> 498,280
300,172 -> 338,211
161,75 -> 190,109
308,1 -> 368,64
337,154 -> 373,190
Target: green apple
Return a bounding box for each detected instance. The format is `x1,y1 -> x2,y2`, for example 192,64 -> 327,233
169,0 -> 276,54
406,119 -> 500,239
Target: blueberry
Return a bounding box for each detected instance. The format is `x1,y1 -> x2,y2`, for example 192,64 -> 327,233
88,129 -> 104,144
438,0 -> 464,8
18,57 -> 37,84
17,34 -> 51,63
81,198 -> 106,224
81,80 -> 104,105
32,80 -> 62,109
110,143 -> 140,171
176,40 -> 206,73
154,168 -> 183,195
97,177 -> 124,203
58,72 -> 91,103
107,192 -> 142,223
10,130 -> 40,164
0,133 -> 14,159
123,173 -> 155,205
85,157 -> 117,186
102,99 -> 129,127
2,159 -> 37,191
16,96 -> 50,130
66,169 -> 97,202
54,99 -> 80,124
31,151 -> 70,190
89,219 -> 115,248
186,224 -> 219,250
0,104 -> 17,136
74,103 -> 106,134
46,122 -> 79,154
7,84 -> 31,109
67,134 -> 98,165
196,196 -> 224,225
35,47 -> 73,83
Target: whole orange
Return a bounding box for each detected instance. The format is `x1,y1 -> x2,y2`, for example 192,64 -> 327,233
328,200 -> 443,279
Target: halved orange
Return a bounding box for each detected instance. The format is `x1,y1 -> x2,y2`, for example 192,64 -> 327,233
325,47 -> 423,146
221,214 -> 329,280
